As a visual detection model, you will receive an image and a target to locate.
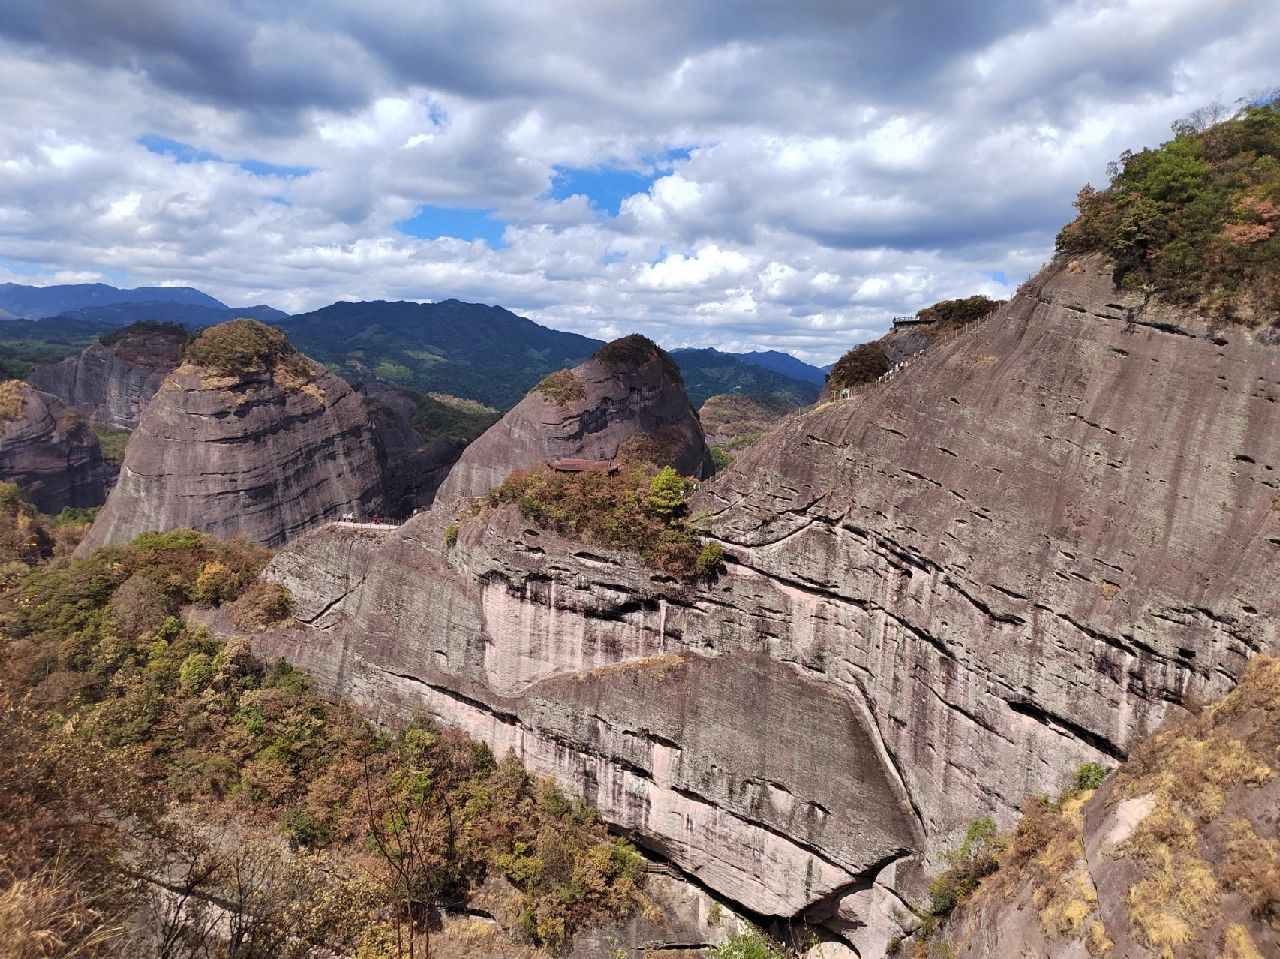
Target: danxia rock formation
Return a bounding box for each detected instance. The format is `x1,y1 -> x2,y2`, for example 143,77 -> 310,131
253,254 -> 1279,955
77,321 -> 385,553
435,334 -> 713,505
0,381 -> 109,513
31,323 -> 186,430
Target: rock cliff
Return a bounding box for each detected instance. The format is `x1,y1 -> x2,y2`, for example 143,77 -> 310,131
30,324 -> 186,429
254,255 -> 1280,955
360,383 -> 462,514
0,381 -> 109,513
77,321 -> 385,553
435,335 -> 712,504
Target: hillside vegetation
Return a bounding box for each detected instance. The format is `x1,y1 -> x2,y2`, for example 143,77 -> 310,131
908,655 -> 1280,959
480,455 -> 724,579
183,319 -> 314,381
0,530 -> 645,957
1057,96 -> 1280,320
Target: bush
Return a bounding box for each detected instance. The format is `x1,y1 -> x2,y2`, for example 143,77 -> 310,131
1056,97 -> 1280,319
1070,760 -> 1107,794
708,929 -> 789,959
484,461 -> 706,576
827,342 -> 890,394
916,295 -> 1004,326
231,580 -> 294,630
594,334 -> 683,384
533,369 -> 586,406
443,523 -> 459,547
184,319 -> 312,379
696,542 -> 726,577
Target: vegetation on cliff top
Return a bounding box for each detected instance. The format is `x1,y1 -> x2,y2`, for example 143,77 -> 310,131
483,453 -> 724,579
1057,96 -> 1280,320
0,529 -> 646,956
183,318 -> 313,381
595,334 -> 685,385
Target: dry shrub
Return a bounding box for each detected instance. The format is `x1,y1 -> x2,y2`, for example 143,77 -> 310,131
533,369 -> 585,406
110,573 -> 178,639
0,380 -> 27,423
1221,818 -> 1280,928
230,580 -> 293,630
0,865 -> 125,959
1120,798 -> 1220,956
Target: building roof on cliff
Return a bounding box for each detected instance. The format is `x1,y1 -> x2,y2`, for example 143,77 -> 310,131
547,457 -> 617,473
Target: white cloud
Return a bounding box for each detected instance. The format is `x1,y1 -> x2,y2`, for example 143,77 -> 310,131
0,1 -> 1276,363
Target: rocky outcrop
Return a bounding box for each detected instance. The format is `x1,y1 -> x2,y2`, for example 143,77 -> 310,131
31,326 -> 186,429
0,382 -> 109,512
255,255 -> 1280,955
77,337 -> 385,553
435,335 -> 712,504
360,383 -> 462,515
937,654 -> 1280,959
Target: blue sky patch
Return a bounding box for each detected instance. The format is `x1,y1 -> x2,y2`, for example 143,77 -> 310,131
548,148 -> 693,216
397,205 -> 509,248
990,270 -> 1008,284
139,134 -> 312,178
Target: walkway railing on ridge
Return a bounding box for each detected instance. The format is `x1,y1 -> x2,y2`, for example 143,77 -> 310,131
830,264 -> 1050,404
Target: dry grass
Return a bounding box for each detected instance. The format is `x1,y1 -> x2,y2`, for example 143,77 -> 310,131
533,369 -> 586,406
1221,818 -> 1280,928
0,865 -> 125,959
0,380 -> 27,423
1121,798 -> 1220,956
1221,924 -> 1265,959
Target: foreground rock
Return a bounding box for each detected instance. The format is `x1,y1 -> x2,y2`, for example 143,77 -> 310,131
935,655 -> 1280,959
0,381 -> 109,512
256,255 -> 1280,955
435,335 -> 712,504
30,322 -> 187,429
77,321 -> 385,553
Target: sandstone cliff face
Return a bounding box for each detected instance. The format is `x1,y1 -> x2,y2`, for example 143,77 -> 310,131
255,255 -> 1280,956
360,383 -> 461,514
31,329 -> 186,429
0,384 -> 109,513
435,336 -> 712,504
77,358 -> 385,553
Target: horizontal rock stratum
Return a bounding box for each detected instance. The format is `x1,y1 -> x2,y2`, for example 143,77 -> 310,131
257,255 -> 1279,955
0,381 -> 109,513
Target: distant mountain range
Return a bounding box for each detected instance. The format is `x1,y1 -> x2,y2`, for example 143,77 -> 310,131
671,348 -> 821,406
727,349 -> 827,385
0,282 -> 830,411
0,282 -> 227,320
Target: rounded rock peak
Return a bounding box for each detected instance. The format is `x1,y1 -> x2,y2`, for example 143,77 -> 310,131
592,333 -> 684,384
181,318 -> 314,383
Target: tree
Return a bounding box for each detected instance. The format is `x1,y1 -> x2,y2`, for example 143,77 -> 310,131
646,467 -> 690,522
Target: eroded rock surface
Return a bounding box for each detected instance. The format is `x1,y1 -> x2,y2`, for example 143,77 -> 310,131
0,383 -> 109,512
256,256 -> 1280,955
77,356 -> 384,553
31,327 -> 186,429
435,336 -> 711,504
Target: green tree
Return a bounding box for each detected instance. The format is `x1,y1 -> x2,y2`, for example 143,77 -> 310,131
646,467 -> 691,522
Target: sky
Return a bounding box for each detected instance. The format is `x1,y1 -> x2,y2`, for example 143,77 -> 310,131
0,1 -> 1276,363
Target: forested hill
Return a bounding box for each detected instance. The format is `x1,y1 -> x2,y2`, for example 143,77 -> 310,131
277,299 -> 604,410
279,300 -> 824,410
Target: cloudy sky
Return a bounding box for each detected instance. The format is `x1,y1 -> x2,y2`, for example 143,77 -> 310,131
0,1 -> 1275,362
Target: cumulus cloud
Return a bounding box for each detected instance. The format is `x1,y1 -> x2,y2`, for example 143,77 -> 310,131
0,0 -> 1276,362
